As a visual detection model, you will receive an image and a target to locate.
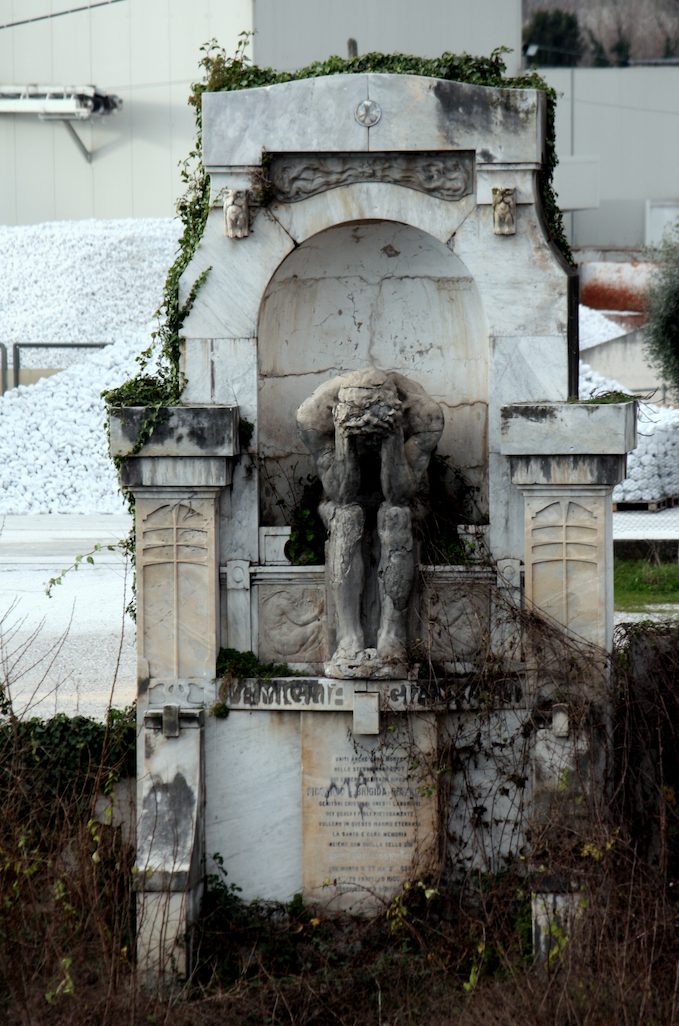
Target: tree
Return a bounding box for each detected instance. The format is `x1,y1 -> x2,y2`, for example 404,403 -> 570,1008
523,10 -> 582,66
644,220 -> 679,400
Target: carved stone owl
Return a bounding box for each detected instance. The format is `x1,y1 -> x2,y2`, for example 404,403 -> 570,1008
224,189 -> 249,238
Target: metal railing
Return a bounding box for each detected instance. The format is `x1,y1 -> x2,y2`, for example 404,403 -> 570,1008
0,342 -> 111,394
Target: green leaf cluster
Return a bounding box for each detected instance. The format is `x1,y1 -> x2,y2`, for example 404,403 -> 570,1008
644,219 -> 679,401
0,707 -> 136,833
285,477 -> 327,566
216,647 -> 299,679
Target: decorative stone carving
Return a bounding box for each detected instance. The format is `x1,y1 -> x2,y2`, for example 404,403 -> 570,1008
526,496 -> 603,641
354,99 -> 382,127
296,367 -> 444,679
224,188 -> 249,238
269,151 -> 474,203
257,584 -> 327,662
137,501 -> 217,680
417,570 -> 494,663
492,186 -> 516,235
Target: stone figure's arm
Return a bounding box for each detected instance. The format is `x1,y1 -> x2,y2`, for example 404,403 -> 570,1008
314,431 -> 360,505
380,427 -> 417,504
380,380 -> 444,504
296,379 -> 360,505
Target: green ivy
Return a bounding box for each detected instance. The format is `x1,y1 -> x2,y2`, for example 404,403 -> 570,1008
105,33 -> 571,429
0,707 -> 136,835
191,36 -> 571,265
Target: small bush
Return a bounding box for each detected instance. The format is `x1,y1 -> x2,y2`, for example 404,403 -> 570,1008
644,218 -> 679,400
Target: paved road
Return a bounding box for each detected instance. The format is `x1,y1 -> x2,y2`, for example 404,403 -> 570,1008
0,514 -> 136,720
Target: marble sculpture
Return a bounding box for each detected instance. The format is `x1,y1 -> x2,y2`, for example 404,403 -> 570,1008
296,367 -> 444,679
224,188 -> 249,238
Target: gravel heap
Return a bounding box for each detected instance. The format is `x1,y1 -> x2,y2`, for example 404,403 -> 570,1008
0,218 -> 177,514
0,217 -> 179,366
580,362 -> 679,504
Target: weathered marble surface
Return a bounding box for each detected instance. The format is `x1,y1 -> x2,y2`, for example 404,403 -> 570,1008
417,568 -> 495,661
121,457 -> 231,490
179,208 -> 295,340
301,711 -> 437,911
521,488 -> 613,650
202,74 -> 545,168
203,75 -> 370,166
270,180 -> 476,246
257,583 -> 327,663
268,151 -> 474,203
500,402 -> 638,456
204,711 -> 303,901
110,405 -> 239,458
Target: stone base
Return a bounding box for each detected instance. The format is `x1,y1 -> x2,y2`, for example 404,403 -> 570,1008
323,648 -> 413,680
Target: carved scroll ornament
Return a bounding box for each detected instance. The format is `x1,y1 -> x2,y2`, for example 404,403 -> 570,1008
269,151 -> 474,204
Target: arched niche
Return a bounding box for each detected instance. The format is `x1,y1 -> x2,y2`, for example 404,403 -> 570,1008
256,218 -> 489,526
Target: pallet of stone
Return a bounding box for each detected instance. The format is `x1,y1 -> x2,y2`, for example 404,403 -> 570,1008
613,496 -> 676,512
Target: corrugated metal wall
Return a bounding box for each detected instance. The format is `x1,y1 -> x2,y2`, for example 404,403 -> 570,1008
0,0 -> 251,225
544,67 -> 679,249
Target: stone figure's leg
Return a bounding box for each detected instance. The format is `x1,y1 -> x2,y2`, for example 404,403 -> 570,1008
325,502 -> 366,658
376,503 -> 414,660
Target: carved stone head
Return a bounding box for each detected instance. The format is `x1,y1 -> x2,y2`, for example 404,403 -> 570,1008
335,367 -> 402,438
225,188 -> 248,208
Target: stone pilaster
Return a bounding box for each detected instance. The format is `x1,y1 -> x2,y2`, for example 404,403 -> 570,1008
114,414 -> 237,983
501,402 -> 637,654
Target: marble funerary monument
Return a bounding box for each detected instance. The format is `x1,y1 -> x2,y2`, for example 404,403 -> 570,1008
109,72 -> 637,975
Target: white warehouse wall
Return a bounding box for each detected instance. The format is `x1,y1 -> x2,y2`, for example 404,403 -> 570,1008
0,0 -> 251,225
543,67 -> 679,249
252,0 -> 522,77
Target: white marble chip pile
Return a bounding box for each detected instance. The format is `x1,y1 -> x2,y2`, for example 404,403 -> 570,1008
580,360 -> 679,504
0,217 -> 179,365
0,217 -> 177,514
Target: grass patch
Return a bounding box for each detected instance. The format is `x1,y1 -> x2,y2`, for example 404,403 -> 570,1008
615,558 -> 679,610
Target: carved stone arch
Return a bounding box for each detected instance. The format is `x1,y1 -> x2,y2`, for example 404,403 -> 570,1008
256,217 -> 489,528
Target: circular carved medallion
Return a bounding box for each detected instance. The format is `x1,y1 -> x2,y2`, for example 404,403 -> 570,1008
355,99 -> 381,127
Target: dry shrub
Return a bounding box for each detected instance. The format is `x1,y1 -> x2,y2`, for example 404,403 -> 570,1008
6,596 -> 679,1025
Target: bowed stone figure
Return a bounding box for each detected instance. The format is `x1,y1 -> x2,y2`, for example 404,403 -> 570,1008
296,367 -> 444,679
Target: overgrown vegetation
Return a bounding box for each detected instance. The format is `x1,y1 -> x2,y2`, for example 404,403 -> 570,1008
215,647 -> 299,680
9,589 -> 679,1022
644,217 -> 679,401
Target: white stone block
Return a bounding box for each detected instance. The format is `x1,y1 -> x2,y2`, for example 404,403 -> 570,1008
501,401 -> 638,456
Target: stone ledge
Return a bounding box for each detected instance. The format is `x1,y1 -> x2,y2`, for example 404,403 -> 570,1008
500,401 -> 637,456
109,404 -> 240,458
120,456 -> 232,489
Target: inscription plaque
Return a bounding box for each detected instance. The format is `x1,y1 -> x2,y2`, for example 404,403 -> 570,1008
301,712 -> 436,910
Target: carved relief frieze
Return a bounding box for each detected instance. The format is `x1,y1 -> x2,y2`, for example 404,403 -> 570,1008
257,584 -> 327,662
416,575 -> 493,662
269,151 -> 474,203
